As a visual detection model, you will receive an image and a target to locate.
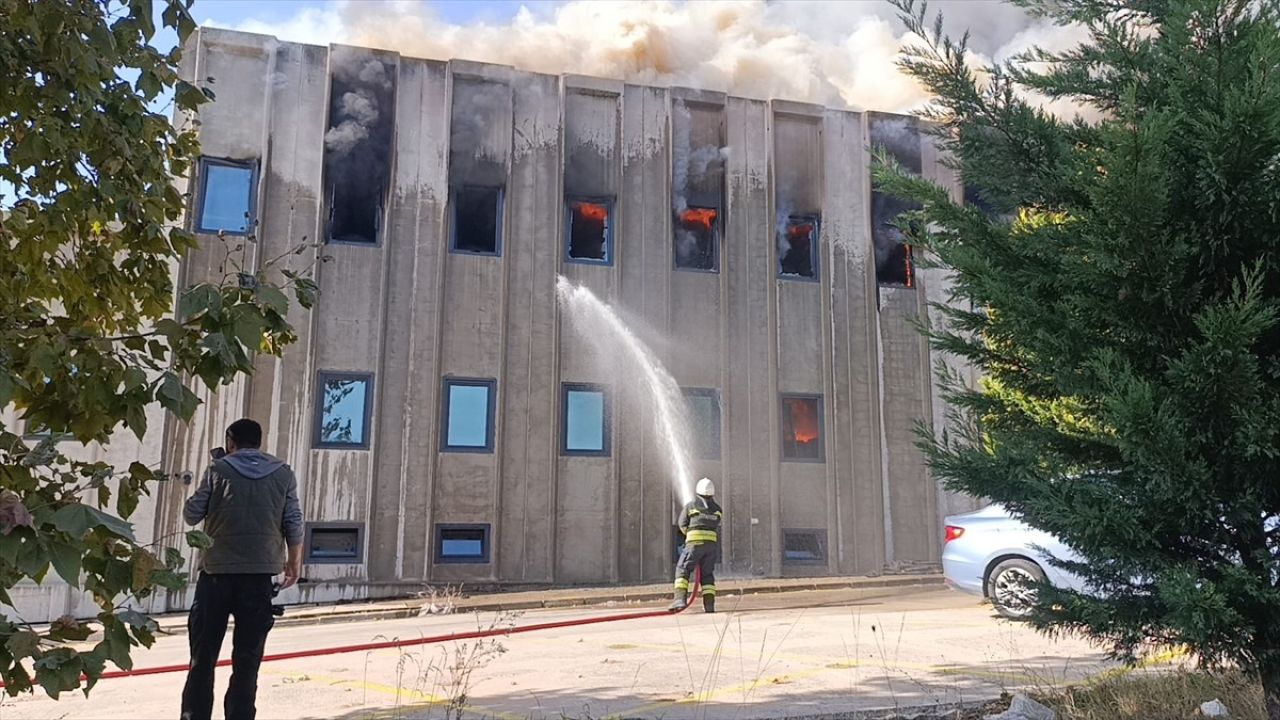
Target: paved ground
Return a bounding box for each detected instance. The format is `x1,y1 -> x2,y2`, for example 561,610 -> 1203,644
0,587 -> 1141,720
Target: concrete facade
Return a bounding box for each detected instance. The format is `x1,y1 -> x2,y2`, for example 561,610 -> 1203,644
6,27 -> 983,621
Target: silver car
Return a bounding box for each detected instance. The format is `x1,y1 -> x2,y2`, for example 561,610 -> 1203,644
942,504 -> 1086,619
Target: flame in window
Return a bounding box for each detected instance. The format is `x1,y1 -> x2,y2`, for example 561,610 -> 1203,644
679,207 -> 718,231
786,399 -> 819,445
904,244 -> 914,288
788,222 -> 815,245
573,201 -> 609,223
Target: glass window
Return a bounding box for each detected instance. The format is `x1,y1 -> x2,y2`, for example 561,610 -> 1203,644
198,160 -> 255,234
779,216 -> 819,279
566,198 -> 612,263
315,372 -> 373,449
683,388 -> 721,459
674,207 -> 718,271
442,379 -> 495,452
305,524 -> 363,563
781,395 -> 823,461
562,383 -> 609,455
436,525 -> 490,564
452,186 -> 503,254
783,529 -> 827,564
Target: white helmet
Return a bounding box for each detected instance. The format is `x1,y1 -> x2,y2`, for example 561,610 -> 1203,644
695,477 -> 716,497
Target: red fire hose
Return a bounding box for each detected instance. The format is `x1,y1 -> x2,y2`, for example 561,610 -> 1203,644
5,571 -> 702,687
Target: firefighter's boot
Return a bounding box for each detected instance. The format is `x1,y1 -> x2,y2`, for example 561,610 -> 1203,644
667,590 -> 688,612
703,595 -> 715,614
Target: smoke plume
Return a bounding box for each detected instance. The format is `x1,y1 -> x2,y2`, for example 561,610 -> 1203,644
217,0 -> 1088,115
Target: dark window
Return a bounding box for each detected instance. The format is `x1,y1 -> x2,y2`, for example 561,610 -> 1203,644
566,198 -> 612,263
196,158 -> 255,234
441,378 -> 496,452
451,186 -> 502,254
880,238 -> 915,288
779,216 -> 818,278
314,372 -> 374,449
562,383 -> 610,456
436,524 -> 490,564
324,55 -> 396,244
674,207 -> 718,271
780,394 -> 824,461
783,529 -> 827,565
305,523 -> 364,563
683,388 -> 721,459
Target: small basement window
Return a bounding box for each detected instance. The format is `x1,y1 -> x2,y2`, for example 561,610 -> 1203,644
783,529 -> 827,565
779,216 -> 818,279
314,372 -> 374,449
780,394 -> 824,461
436,524 -> 490,564
451,186 -> 503,255
674,207 -> 718,271
196,158 -> 255,234
562,383 -> 610,456
441,378 -> 496,452
305,523 -> 364,563
566,198 -> 612,263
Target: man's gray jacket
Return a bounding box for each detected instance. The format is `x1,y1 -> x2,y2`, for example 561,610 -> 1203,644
184,449 -> 303,574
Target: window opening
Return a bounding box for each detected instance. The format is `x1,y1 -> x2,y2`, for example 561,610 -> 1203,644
779,216 -> 818,278
442,378 -> 496,452
562,383 -> 609,455
315,372 -> 374,449
451,186 -> 502,254
323,55 -> 396,244
674,207 -> 718,270
567,198 -> 612,263
783,529 -> 827,564
781,395 -> 823,461
436,524 -> 490,563
305,524 -> 363,563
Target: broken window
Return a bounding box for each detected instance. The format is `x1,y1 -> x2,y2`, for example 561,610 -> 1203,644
566,198 -> 612,263
783,529 -> 827,564
314,372 -> 374,449
305,524 -> 364,563
323,54 -> 396,244
436,524 -> 490,564
778,216 -> 819,279
196,158 -> 255,234
562,383 -> 610,455
674,207 -> 718,271
879,237 -> 914,288
683,388 -> 722,459
441,378 -> 496,452
451,186 -> 503,254
780,394 -> 823,461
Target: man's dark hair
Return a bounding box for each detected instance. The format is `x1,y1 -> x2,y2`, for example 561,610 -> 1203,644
226,418 -> 263,449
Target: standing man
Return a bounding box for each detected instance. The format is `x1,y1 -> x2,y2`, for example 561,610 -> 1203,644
181,418 -> 303,720
668,477 -> 722,613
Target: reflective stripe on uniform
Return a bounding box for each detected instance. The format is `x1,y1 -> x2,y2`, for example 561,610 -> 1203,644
685,529 -> 717,544
674,578 -> 690,591
702,585 -> 716,596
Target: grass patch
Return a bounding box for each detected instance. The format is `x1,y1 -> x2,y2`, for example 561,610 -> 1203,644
1039,670 -> 1264,720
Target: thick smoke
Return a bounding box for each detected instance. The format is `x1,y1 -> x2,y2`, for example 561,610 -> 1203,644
672,100 -> 726,267
221,0 -> 1087,115
450,78 -> 510,187
324,49 -> 396,243
868,114 -> 922,285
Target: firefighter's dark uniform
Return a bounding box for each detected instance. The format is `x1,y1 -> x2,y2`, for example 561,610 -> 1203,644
669,495 -> 722,613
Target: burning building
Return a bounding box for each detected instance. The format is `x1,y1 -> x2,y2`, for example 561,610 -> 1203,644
4,28 -> 983,619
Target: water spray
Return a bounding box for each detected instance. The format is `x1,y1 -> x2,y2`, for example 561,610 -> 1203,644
555,276 -> 696,505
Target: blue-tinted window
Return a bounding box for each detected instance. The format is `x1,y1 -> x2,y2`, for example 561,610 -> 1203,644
442,379 -> 495,452
436,524 -> 490,564
683,388 -> 721,459
562,383 -> 609,455
198,159 -> 255,234
315,372 -> 374,449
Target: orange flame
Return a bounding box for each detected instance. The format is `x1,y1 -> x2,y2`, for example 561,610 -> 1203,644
679,207 -> 718,231
786,399 -> 820,444
788,223 -> 814,243
904,244 -> 914,288
573,201 -> 609,223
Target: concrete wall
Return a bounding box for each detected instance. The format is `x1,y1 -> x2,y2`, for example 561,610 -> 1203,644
3,27 -> 982,622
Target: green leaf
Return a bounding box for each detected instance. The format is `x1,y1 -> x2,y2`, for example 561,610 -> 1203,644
164,546 -> 185,570
48,539 -> 82,588
254,284 -> 289,316
186,530 -> 214,550
179,284 -> 222,320
157,373 -> 199,418
5,631 -> 41,660
49,503 -> 135,541
33,649 -> 81,700
122,367 -> 148,392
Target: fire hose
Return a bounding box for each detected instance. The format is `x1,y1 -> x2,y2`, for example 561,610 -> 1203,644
3,570 -> 702,687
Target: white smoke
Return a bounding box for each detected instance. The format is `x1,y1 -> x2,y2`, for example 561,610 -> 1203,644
210,0 -> 1090,115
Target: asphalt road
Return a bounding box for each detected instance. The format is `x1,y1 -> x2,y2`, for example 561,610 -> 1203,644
0,587 -> 1129,720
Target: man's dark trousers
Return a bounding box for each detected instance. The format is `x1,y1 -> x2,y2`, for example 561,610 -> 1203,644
180,572 -> 276,720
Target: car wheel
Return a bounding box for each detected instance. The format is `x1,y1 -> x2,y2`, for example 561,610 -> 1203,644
986,558 -> 1045,620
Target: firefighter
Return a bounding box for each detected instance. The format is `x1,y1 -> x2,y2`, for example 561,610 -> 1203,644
668,477 -> 722,613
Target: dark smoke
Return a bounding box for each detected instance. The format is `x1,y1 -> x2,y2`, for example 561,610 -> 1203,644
324,49 -> 396,243
672,100 -> 726,270
449,78 -> 511,187
868,112 -> 921,286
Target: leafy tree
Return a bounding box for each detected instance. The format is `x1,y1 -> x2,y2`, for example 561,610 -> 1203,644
875,0 -> 1280,713
0,0 -> 319,698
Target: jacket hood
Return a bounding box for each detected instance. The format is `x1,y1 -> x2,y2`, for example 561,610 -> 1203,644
219,449 -> 286,479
